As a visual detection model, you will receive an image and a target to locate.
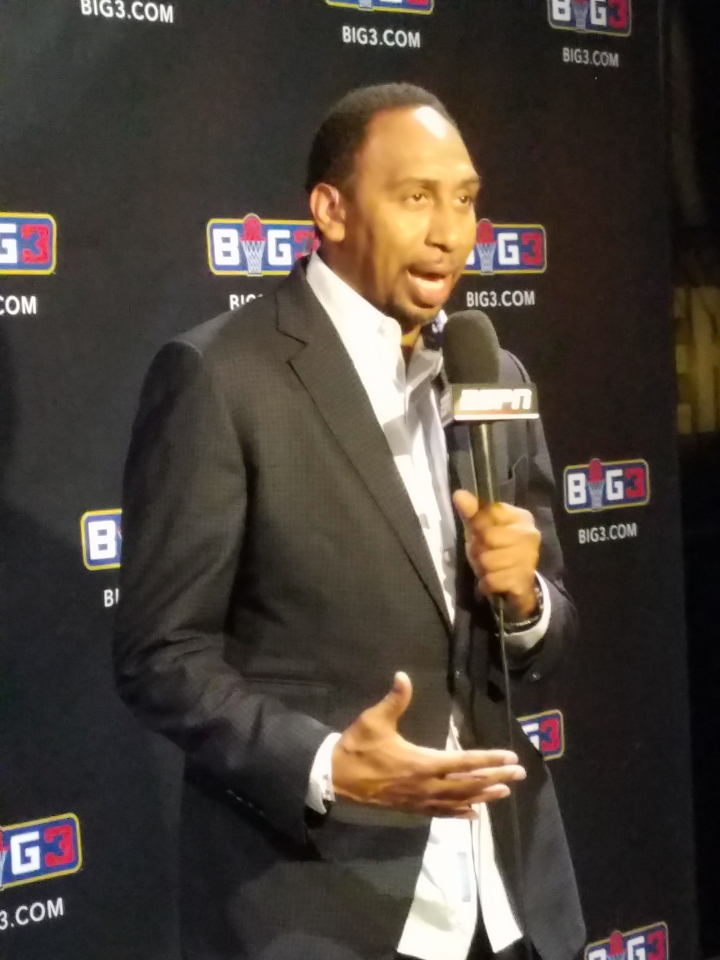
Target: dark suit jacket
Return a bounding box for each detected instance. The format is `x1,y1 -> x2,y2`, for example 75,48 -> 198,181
114,260 -> 585,960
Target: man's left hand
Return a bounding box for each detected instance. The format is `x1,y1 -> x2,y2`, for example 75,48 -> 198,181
453,490 -> 540,621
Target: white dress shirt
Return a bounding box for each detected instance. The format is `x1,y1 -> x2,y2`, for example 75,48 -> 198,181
304,252 -> 551,960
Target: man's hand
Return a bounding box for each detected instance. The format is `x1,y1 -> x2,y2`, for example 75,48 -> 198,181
453,489 -> 541,621
331,673 -> 525,819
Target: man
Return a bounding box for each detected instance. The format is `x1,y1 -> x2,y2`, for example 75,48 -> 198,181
114,84 -> 585,960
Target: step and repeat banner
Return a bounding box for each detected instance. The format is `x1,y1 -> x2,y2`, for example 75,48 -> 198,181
0,1 -> 697,958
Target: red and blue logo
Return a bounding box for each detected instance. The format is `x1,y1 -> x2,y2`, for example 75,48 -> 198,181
208,216 -> 318,277
0,815 -> 82,892
208,215 -> 545,278
519,710 -> 564,760
564,458 -> 650,514
547,0 -> 631,37
465,219 -> 546,275
0,213 -> 57,275
585,923 -> 668,960
325,0 -> 433,12
81,509 -> 122,570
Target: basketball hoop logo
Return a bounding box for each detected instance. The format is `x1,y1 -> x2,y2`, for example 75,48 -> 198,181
587,458 -> 606,511
476,218 -> 497,274
240,215 -> 267,276
571,0 -> 589,29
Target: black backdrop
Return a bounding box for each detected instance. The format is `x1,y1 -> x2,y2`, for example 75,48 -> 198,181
0,1 -> 698,958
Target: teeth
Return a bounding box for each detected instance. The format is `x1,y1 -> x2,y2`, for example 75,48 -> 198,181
407,269 -> 451,303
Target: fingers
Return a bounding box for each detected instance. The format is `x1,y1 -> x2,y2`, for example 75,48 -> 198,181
420,782 -> 514,816
477,570 -> 534,599
367,671 -> 413,725
454,491 -> 540,601
472,526 -> 525,550
435,765 -> 525,793
430,749 -> 520,776
410,775 -> 522,817
381,762 -> 523,817
452,489 -> 480,524
454,491 -> 526,529
412,750 -> 526,805
473,546 -> 524,574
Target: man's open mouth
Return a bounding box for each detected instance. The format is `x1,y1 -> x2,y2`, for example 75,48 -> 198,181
406,268 -> 454,306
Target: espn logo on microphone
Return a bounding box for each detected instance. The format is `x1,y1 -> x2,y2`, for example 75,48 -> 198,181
451,385 -> 539,421
0,815 -> 82,892
585,922 -> 668,960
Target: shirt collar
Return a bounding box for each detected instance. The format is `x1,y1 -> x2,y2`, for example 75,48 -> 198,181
306,251 -> 444,386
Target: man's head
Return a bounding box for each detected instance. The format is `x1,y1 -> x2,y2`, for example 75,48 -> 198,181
306,84 -> 479,332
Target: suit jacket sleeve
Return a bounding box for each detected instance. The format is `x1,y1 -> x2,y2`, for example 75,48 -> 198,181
488,351 -> 578,686
113,340 -> 332,845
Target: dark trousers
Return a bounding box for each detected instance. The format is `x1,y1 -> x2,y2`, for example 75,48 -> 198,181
397,920 -> 540,960
469,921 -> 540,960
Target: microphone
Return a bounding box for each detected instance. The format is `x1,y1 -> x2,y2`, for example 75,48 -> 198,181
441,309 -> 537,960
441,309 -> 538,506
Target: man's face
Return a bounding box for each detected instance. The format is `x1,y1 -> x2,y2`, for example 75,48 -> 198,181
320,106 -> 479,329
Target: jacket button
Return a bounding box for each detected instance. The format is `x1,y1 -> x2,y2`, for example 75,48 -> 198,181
530,671 -> 541,682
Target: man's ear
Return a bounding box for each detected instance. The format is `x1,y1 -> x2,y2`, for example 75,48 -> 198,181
309,183 -> 346,243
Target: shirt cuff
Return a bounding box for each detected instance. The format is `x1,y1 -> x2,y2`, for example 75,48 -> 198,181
305,731 -> 342,814
503,573 -> 552,653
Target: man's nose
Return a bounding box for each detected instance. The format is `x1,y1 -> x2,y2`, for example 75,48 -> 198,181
426,203 -> 466,252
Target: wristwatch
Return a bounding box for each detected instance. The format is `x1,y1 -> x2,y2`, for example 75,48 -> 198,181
502,579 -> 544,634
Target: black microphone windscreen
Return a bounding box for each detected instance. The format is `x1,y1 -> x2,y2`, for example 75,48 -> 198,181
442,310 -> 501,384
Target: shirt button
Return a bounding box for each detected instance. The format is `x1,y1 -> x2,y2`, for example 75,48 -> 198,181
530,671 -> 541,682
443,548 -> 455,565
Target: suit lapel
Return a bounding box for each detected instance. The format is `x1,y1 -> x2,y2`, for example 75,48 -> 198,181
276,263 -> 452,633
445,421 -> 476,500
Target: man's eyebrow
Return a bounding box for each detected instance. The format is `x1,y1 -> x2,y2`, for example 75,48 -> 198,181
389,175 -> 482,190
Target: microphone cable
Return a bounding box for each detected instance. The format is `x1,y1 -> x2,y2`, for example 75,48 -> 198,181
497,601 -> 534,960
475,421 -> 534,960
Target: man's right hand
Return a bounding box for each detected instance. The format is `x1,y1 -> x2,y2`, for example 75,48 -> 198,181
331,672 -> 526,819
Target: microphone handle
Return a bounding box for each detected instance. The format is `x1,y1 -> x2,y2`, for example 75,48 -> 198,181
467,422 -> 501,618
467,422 -> 498,505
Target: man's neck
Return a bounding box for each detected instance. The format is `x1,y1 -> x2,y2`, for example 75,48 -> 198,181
317,248 -> 423,369
400,327 -> 423,369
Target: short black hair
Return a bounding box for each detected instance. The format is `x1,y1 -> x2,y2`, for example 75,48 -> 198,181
305,83 -> 457,194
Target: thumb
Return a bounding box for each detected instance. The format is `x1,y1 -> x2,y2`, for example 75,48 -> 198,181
452,489 -> 480,525
377,671 -> 412,725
